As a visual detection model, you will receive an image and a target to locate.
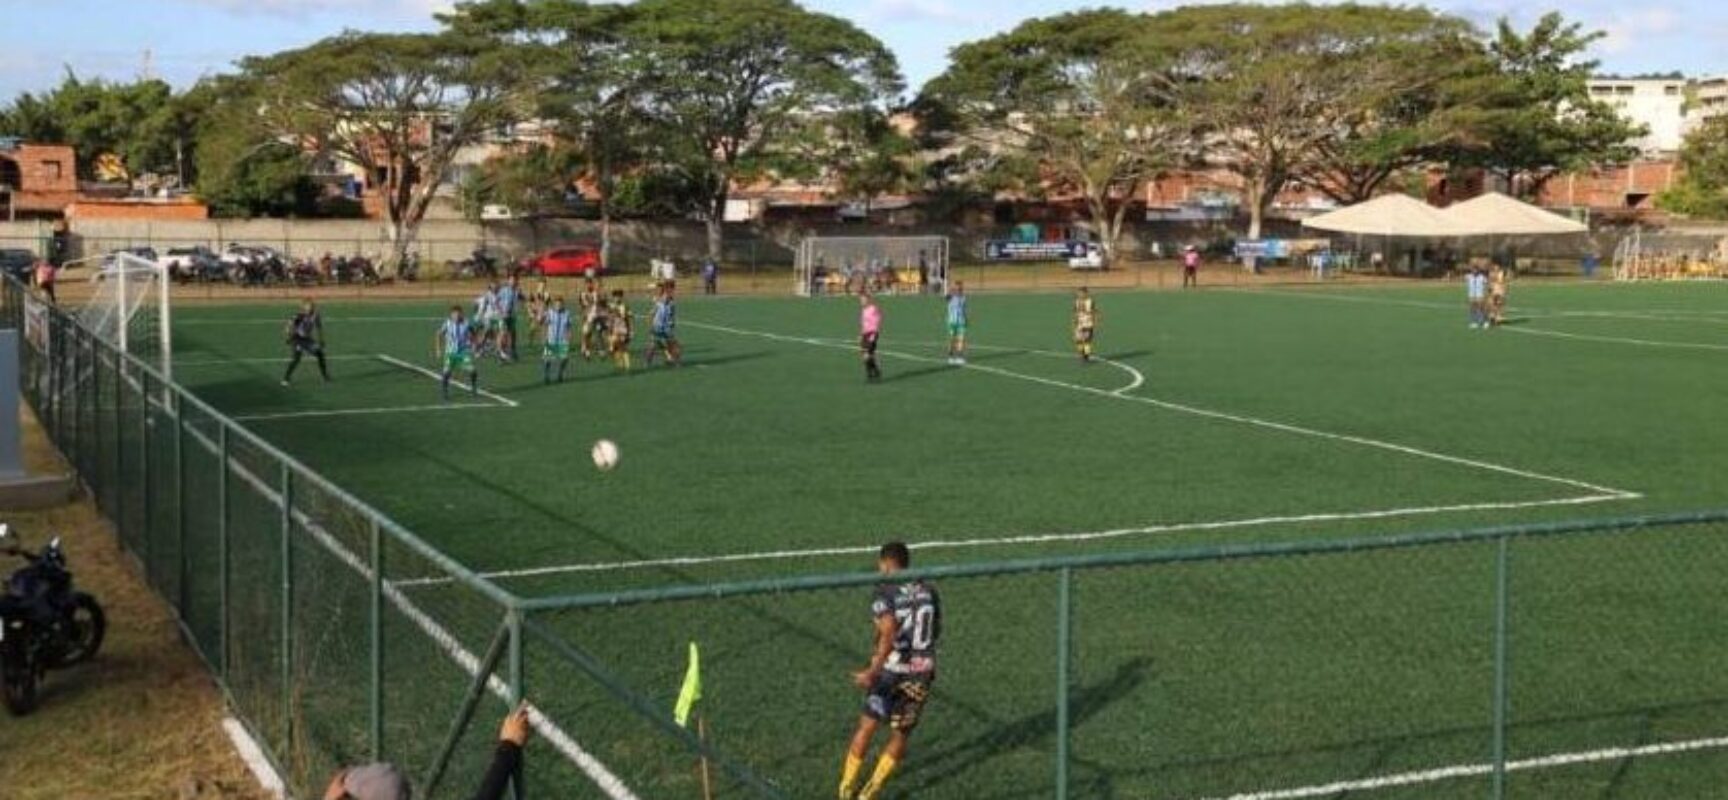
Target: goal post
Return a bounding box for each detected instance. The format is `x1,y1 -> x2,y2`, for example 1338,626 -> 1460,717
78,252 -> 172,385
794,236 -> 949,297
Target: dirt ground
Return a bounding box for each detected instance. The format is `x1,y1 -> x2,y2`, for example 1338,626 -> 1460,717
0,407 -> 270,800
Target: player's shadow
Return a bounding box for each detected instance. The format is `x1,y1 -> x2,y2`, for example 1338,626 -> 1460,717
898,657 -> 1151,795
503,350 -> 775,392
1100,349 -> 1153,361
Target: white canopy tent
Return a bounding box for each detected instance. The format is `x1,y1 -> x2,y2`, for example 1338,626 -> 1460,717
1439,191 -> 1588,236
1301,193 -> 1474,238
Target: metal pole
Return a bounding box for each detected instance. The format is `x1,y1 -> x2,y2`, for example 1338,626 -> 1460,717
423,622 -> 511,797
280,462 -> 294,750
1055,567 -> 1073,800
369,517 -> 384,760
217,425 -> 230,680
140,370 -> 153,579
508,608 -> 527,800
174,392 -> 187,613
1492,535 -> 1511,799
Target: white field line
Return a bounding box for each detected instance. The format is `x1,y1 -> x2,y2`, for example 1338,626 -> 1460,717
394,493 -> 1629,586
180,425 -> 640,800
376,353 -> 521,408
388,322 -> 1635,585
1234,289 -> 1728,352
1503,326 -> 1728,352
806,336 -> 1147,396
234,403 -> 500,422
223,717 -> 286,799
175,354 -> 378,367
1199,734 -> 1728,800
690,321 -> 1634,499
177,316 -> 442,326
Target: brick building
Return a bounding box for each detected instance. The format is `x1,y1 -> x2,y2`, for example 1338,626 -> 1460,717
0,141 -> 77,220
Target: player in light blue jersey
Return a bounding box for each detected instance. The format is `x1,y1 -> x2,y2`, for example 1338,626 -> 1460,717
435,305 -> 479,401
644,282 -> 682,367
541,296 -> 574,384
473,282 -> 505,360
498,275 -> 522,361
944,282 -> 968,365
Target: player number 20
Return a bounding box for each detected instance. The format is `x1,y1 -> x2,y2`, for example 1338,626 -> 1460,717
908,605 -> 937,650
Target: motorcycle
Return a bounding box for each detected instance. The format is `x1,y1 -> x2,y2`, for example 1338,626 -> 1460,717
0,525 -> 106,716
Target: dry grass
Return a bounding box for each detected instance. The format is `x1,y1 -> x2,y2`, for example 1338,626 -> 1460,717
0,408 -> 270,800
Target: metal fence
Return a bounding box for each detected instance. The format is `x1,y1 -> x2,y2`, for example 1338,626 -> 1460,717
7,275 -> 1728,799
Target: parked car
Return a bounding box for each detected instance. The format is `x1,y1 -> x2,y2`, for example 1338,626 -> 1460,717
158,246 -> 223,283
0,249 -> 36,283
522,246 -> 603,277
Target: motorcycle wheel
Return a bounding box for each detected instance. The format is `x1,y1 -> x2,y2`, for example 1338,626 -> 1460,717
2,665 -> 37,716
48,594 -> 105,667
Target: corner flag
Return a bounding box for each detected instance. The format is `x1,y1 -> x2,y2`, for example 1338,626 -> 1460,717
674,641 -> 702,727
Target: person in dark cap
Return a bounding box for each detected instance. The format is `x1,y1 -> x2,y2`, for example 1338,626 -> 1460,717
322,762 -> 409,800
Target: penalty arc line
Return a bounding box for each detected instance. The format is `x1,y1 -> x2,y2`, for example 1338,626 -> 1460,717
687,321 -> 1637,499
376,353 -> 521,407
1502,326 -> 1728,352
176,423 -> 642,800
1196,734 -> 1728,800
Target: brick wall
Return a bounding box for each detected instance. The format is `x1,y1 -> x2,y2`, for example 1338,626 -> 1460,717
0,144 -> 78,214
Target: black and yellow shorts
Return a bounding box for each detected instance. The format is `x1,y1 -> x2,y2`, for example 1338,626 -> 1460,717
864,673 -> 932,732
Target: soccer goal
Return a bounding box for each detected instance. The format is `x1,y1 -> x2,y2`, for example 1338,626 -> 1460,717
794,236 -> 949,297
78,251 -> 172,382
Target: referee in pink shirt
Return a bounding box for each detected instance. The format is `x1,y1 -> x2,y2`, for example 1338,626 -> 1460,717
860,292 -> 883,382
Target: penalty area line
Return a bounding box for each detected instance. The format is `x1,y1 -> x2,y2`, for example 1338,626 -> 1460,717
376,353 -> 520,407
1196,733 -> 1728,800
395,492 -> 1629,585
233,403 -> 499,422
687,321 -> 1637,500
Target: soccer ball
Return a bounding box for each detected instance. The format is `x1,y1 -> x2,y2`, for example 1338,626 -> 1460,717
591,439 -> 621,471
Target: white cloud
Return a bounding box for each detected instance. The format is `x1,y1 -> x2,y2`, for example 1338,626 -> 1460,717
1597,7 -> 1682,55
171,0 -> 449,19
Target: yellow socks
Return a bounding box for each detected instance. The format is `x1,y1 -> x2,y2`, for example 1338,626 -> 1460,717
839,753 -> 863,799
858,755 -> 899,800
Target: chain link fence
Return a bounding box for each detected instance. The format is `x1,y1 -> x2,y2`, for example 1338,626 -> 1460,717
7,275 -> 1728,799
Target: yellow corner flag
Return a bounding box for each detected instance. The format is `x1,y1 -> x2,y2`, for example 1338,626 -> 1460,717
673,641 -> 703,728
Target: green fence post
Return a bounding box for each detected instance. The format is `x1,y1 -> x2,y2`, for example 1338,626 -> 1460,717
1056,567 -> 1073,800
1492,535 -> 1510,800
140,370 -> 153,579
174,392 -> 187,614
280,463 -> 295,752
369,517 -> 384,761
111,355 -> 122,521
218,425 -> 230,681
508,608 -> 527,800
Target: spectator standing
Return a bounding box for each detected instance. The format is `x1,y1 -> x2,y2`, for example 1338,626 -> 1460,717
702,257 -> 719,295
33,259 -> 56,304
1182,246 -> 1201,289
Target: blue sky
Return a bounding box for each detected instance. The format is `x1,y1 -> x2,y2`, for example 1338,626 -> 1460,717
0,0 -> 1720,100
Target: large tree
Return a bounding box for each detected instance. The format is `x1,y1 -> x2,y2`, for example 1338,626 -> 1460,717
1451,13 -> 1644,198
237,31 -> 528,265
1657,116 -> 1728,218
922,9 -> 1187,266
445,0 -> 645,269
1151,3 -> 1481,247
609,0 -> 903,260
0,72 -> 204,183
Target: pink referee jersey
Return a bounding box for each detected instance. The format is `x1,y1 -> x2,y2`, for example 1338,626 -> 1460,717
861,303 -> 882,335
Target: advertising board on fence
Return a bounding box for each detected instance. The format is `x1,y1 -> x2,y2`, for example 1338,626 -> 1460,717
984,240 -> 1094,262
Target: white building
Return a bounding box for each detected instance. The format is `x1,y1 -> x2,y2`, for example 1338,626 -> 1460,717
1688,75 -> 1728,128
1587,77 -> 1688,155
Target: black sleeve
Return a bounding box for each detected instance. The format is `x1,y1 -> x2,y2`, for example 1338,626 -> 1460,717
468,741 -> 522,800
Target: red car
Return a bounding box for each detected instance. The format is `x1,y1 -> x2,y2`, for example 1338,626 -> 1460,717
523,246 -> 603,277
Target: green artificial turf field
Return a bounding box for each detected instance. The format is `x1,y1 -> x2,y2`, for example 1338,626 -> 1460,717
166,280 -> 1728,799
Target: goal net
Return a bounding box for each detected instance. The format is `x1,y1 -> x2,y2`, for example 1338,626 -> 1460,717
795,236 -> 949,297
78,252 -> 172,380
